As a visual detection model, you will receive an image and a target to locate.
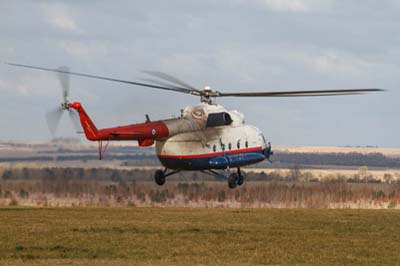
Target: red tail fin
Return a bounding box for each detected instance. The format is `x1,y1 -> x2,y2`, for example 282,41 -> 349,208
69,102 -> 100,141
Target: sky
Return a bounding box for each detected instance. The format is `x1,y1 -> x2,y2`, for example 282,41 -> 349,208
0,0 -> 398,147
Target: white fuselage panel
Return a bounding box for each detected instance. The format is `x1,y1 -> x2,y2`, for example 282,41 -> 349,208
156,124 -> 267,157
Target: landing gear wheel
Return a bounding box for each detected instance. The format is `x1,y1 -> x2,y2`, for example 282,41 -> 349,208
154,170 -> 166,186
228,173 -> 238,189
237,175 -> 244,186
237,167 -> 244,186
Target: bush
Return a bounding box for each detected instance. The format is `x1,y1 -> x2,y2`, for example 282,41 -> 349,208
2,170 -> 13,180
19,189 -> 29,198
217,190 -> 226,202
372,190 -> 386,200
9,198 -> 18,206
150,190 -> 170,203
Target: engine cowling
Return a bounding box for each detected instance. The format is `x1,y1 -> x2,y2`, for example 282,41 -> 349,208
206,112 -> 233,128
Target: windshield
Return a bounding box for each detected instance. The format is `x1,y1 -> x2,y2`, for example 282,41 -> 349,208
260,134 -> 267,146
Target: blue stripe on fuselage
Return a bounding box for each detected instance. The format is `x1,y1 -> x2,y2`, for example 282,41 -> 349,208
158,150 -> 266,170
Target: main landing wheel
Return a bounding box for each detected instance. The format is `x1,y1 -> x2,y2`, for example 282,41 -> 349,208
228,173 -> 238,189
154,170 -> 166,186
237,174 -> 244,186
237,168 -> 244,186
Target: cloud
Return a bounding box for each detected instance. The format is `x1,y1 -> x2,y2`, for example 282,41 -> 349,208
283,49 -> 373,78
60,41 -> 108,60
40,3 -> 83,34
50,15 -> 80,33
0,77 -> 31,96
208,46 -> 375,85
260,0 -> 333,13
0,74 -> 57,97
0,79 -> 7,90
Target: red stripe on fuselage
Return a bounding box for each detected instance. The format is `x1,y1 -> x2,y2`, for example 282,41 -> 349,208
157,146 -> 263,159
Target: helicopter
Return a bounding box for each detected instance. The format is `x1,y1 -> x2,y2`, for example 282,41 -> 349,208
5,62 -> 383,188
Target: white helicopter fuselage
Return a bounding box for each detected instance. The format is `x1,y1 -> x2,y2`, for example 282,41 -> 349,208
155,103 -> 269,170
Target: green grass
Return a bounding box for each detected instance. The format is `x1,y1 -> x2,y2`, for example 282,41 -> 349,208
0,207 -> 400,266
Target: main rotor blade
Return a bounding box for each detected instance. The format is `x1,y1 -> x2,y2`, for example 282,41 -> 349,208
56,66 -> 70,101
142,70 -> 200,92
5,62 -> 194,95
141,78 -> 186,90
217,88 -> 384,97
45,107 -> 63,136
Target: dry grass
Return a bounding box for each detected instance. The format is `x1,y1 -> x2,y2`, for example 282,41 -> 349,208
250,168 -> 400,181
1,180 -> 400,209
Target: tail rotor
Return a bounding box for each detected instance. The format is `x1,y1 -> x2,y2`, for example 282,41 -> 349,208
45,66 -> 81,136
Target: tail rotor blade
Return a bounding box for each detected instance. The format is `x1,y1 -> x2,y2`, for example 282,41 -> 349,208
68,109 -> 81,131
56,66 -> 70,102
45,107 -> 63,136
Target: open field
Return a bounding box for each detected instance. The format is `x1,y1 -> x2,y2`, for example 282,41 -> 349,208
1,207 -> 400,266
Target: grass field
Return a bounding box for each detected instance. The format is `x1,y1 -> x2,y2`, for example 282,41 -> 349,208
1,208 -> 400,266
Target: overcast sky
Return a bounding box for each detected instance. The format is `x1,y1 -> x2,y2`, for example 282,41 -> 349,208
0,0 -> 398,147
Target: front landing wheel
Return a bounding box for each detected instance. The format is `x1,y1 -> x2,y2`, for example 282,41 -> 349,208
154,170 -> 166,186
228,173 -> 238,189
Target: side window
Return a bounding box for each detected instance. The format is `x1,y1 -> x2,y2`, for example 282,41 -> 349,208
237,140 -> 240,149
228,143 -> 232,150
213,144 -> 216,152
245,140 -> 248,148
221,143 -> 225,151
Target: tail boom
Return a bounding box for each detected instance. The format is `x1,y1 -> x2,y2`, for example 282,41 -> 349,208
68,102 -> 169,144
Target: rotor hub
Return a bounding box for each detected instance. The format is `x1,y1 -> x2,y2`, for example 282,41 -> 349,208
200,86 -> 219,104
61,101 -> 70,110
